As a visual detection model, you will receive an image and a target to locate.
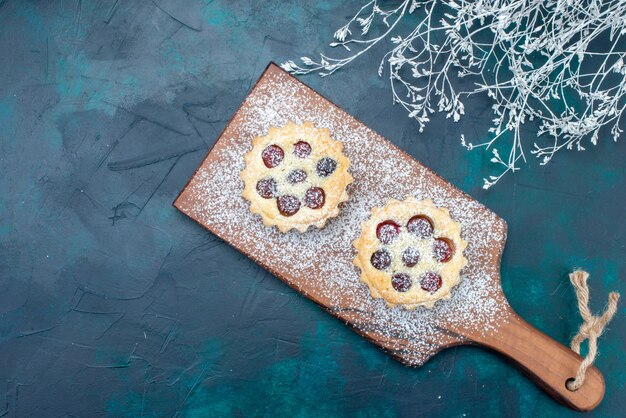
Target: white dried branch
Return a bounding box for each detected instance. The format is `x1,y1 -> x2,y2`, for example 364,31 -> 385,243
283,0 -> 626,189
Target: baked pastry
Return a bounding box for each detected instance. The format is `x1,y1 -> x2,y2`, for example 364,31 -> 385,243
353,197 -> 468,309
241,121 -> 352,232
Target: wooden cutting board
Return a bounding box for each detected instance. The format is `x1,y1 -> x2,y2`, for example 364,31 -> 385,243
174,63 -> 604,411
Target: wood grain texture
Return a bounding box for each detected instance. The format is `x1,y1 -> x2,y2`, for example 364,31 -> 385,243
467,309 -> 605,411
174,63 -> 604,411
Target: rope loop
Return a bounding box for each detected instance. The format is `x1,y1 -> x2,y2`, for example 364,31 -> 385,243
566,270 -> 620,391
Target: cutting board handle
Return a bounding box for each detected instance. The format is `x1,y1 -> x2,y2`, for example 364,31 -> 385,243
470,309 -> 605,412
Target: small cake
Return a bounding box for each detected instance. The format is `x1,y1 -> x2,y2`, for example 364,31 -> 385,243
353,197 -> 468,309
241,121 -> 353,232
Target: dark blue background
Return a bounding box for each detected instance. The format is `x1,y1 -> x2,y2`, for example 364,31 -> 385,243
0,1 -> 624,416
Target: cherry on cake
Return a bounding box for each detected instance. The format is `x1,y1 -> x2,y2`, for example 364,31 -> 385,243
241,121 -> 353,232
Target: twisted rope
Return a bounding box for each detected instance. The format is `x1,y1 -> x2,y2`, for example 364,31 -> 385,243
566,270 -> 620,391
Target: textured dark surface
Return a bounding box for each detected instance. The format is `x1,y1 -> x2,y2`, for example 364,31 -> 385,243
0,1 -> 624,417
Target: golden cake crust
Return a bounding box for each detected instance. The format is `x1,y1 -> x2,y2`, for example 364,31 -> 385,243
241,121 -> 352,232
353,197 -> 468,309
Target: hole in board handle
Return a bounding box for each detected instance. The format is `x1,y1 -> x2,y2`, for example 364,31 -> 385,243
565,377 -> 578,391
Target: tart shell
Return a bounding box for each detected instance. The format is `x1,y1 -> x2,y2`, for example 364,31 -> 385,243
353,197 -> 468,309
241,121 -> 353,233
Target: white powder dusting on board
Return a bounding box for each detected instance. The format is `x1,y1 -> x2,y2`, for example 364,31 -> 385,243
177,68 -> 509,366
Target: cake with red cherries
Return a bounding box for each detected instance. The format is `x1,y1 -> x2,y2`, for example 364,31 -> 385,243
353,197 -> 468,309
241,121 -> 352,232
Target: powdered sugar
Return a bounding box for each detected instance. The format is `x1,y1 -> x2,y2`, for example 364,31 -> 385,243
176,67 -> 509,366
